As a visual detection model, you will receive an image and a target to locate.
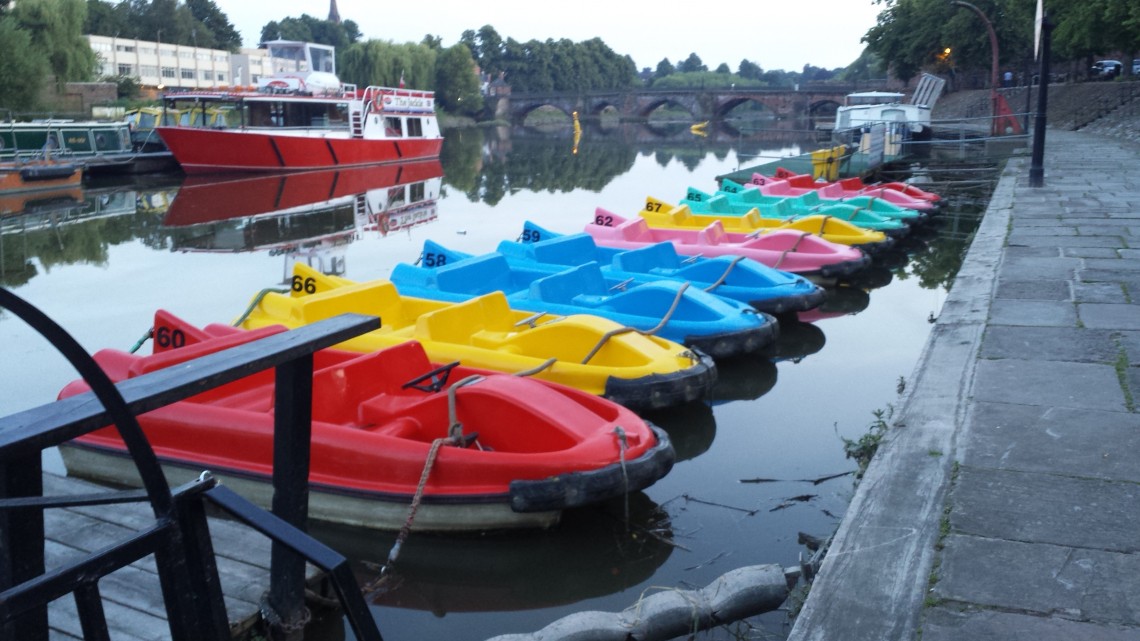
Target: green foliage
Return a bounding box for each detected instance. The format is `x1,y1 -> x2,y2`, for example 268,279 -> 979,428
0,15 -> 50,109
841,406 -> 894,482
85,0 -> 241,51
11,0 -> 96,83
338,40 -> 437,91
649,71 -> 766,90
105,73 -> 140,99
434,43 -> 483,116
459,25 -> 637,93
676,52 -> 706,73
185,0 -> 241,51
259,15 -> 360,50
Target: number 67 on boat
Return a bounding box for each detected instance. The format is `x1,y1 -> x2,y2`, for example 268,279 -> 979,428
156,40 -> 442,174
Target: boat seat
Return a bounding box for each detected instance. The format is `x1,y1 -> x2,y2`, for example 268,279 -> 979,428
528,263 -> 607,305
415,293 -> 505,344
697,222 -> 728,245
310,342 -> 432,424
529,234 -> 597,267
298,282 -> 400,323
611,242 -> 681,273
434,253 -> 516,295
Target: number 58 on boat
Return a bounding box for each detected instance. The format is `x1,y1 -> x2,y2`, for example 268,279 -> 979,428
156,41 -> 442,174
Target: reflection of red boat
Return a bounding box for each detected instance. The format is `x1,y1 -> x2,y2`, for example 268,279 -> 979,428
312,493 -> 673,614
58,311 -> 675,532
163,159 -> 443,226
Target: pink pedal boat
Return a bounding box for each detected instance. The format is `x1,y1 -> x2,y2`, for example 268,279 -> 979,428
756,169 -> 940,211
585,209 -> 869,281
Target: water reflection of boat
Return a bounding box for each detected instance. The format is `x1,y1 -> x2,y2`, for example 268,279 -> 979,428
710,357 -> 778,402
0,183 -> 83,217
160,160 -> 443,254
761,318 -> 827,363
640,401 -> 716,462
311,493 -> 673,614
797,285 -> 871,323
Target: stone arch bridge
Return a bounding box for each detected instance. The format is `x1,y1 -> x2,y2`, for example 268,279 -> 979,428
502,85 -> 864,123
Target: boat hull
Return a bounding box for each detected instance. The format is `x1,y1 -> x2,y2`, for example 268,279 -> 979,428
156,127 -> 443,174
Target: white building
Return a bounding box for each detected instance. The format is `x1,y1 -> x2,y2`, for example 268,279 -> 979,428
86,35 -> 274,91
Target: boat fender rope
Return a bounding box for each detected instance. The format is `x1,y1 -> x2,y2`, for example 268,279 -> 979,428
580,282 -> 689,364
446,375 -> 485,440
386,435 -> 454,571
681,253 -> 702,264
773,233 -> 810,270
513,357 -> 558,377
613,425 -> 630,522
704,256 -> 746,292
231,287 -> 290,327
128,327 -> 154,354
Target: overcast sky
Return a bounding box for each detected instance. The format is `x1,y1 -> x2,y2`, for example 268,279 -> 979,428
216,0 -> 885,73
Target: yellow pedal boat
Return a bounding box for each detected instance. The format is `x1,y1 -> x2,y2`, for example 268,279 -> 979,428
237,263 -> 717,410
642,197 -> 890,252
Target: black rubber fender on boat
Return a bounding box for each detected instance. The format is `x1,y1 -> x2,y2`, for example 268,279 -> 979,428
508,424 -> 676,513
602,348 -> 716,411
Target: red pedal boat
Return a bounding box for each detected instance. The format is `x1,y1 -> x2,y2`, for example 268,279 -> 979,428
58,311 -> 674,532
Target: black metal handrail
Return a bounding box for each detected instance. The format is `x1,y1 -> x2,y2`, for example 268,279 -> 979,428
0,287 -> 384,641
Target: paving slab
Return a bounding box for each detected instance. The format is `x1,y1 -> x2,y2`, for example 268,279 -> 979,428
934,535 -> 1140,626
987,299 -> 1077,326
1079,303 -> 1140,330
979,326 -> 1117,362
923,606 -> 1140,641
950,466 -> 1140,551
994,279 -> 1071,300
973,359 -> 1126,410
961,402 -> 1140,481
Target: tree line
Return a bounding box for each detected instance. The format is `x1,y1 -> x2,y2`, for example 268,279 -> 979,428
5,0 -> 1136,116
863,0 -> 1140,84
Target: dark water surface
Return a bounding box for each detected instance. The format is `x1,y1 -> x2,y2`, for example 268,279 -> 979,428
0,124 -> 987,640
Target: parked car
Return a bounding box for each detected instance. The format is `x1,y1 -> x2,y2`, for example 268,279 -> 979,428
1091,60 -> 1123,79
1133,60 -> 1140,75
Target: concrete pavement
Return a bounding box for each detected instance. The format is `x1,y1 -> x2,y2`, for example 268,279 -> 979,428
788,129 -> 1140,641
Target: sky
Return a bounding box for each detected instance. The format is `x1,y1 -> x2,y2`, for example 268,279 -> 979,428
215,0 -> 886,73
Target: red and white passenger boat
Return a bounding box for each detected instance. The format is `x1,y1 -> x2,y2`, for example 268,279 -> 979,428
156,41 -> 442,174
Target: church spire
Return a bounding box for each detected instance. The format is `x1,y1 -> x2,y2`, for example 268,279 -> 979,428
328,0 -> 341,23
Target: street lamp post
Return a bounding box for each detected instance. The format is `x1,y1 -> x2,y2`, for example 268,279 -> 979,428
950,0 -> 1017,136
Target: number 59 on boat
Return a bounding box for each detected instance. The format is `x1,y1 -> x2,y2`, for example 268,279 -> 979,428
156,41 -> 442,174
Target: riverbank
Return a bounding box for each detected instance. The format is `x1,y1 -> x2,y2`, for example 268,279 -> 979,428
787,129 -> 1140,639
933,81 -> 1140,143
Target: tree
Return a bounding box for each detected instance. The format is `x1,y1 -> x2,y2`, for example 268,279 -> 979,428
186,0 -> 241,50
654,58 -> 675,81
434,43 -> 482,116
12,0 -> 97,83
715,62 -> 730,74
677,52 -> 706,73
737,59 -> 762,81
0,16 -> 50,109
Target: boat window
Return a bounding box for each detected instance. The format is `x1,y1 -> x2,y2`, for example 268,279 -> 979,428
385,117 -> 403,137
410,182 -> 425,202
406,118 -> 423,137
387,186 -> 407,208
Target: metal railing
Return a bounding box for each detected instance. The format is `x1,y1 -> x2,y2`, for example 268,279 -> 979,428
0,287 -> 384,641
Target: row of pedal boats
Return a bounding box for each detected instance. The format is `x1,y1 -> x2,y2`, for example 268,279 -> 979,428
59,171 -> 940,532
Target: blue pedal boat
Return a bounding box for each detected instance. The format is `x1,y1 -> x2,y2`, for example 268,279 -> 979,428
390,241 -> 780,359
499,221 -> 826,315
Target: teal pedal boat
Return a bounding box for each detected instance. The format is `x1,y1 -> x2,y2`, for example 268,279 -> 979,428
391,241 -> 780,359
498,221 -> 825,315
691,182 -> 911,237
720,178 -> 925,226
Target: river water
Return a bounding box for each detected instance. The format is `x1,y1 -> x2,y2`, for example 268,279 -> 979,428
0,122 -> 987,640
